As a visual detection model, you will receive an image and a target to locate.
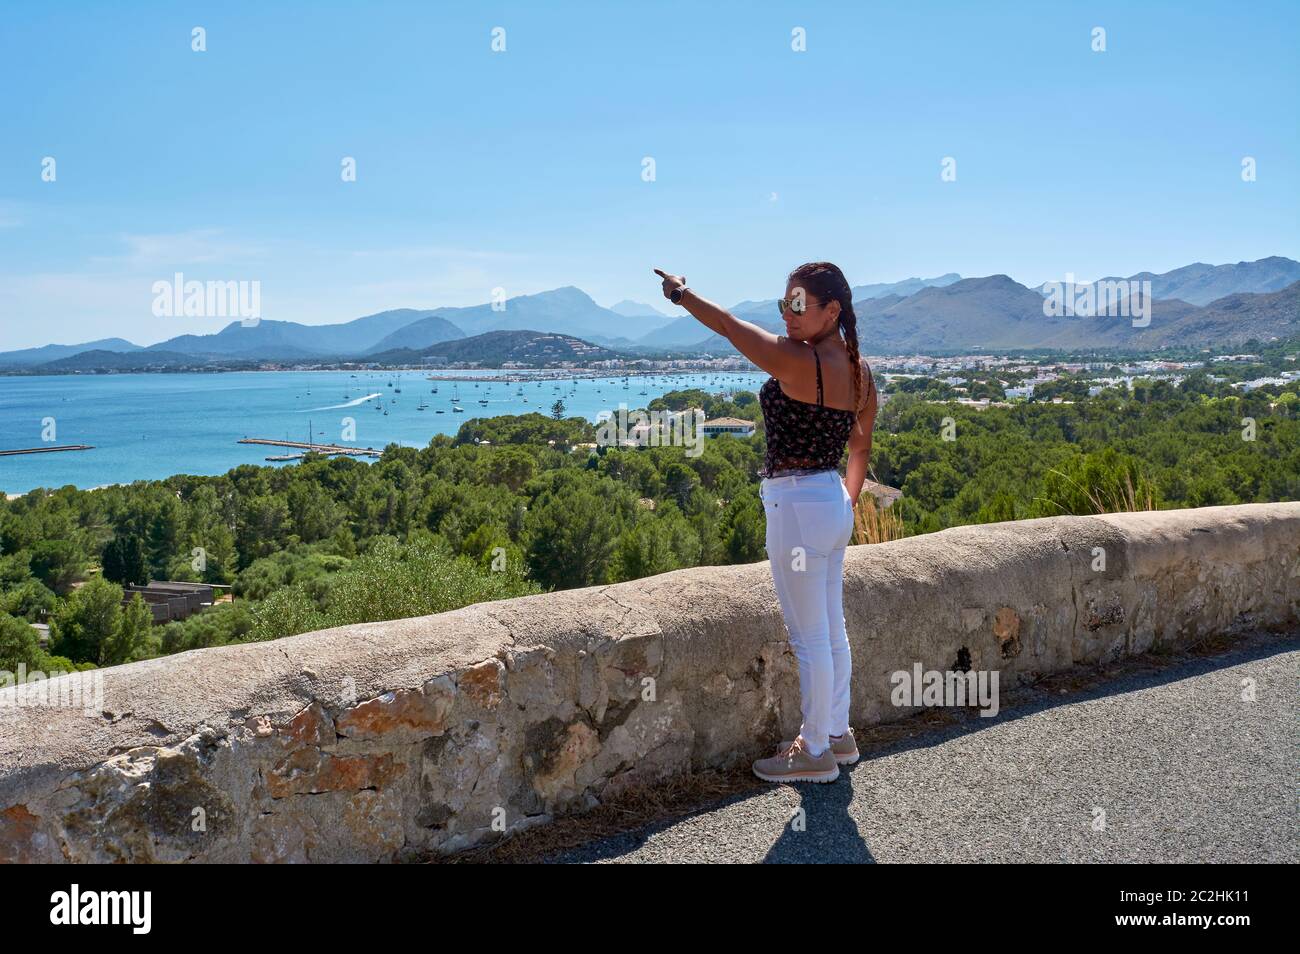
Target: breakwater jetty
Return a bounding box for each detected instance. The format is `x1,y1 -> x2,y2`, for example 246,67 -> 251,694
237,438 -> 383,459
0,444 -> 94,457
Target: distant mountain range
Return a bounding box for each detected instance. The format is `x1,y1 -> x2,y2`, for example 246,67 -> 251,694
369,329 -> 617,366
1,258 -> 1295,371
608,299 -> 673,319
0,338 -> 144,366
132,308 -> 463,361
361,314 -> 466,354
684,259 -> 1300,354
37,349 -> 227,372
1033,256 -> 1300,307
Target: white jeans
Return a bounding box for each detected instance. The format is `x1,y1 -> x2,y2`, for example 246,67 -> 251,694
759,469 -> 855,757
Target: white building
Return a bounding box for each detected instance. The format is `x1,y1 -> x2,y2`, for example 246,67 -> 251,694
701,417 -> 756,438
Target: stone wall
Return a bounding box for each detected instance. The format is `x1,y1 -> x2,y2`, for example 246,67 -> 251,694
1,503 -> 1296,862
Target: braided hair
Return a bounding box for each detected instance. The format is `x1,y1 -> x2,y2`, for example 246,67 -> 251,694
787,261 -> 872,418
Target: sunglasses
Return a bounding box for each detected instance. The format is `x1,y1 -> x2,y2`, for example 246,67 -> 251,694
777,296 -> 824,316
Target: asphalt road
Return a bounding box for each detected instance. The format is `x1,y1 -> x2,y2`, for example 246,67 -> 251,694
544,634 -> 1299,863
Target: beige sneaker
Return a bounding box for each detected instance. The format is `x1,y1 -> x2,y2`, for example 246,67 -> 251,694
752,736 -> 840,783
776,727 -> 859,765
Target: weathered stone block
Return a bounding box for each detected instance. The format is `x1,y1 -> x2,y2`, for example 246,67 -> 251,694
267,750 -> 402,798
459,659 -> 504,710
335,686 -> 452,744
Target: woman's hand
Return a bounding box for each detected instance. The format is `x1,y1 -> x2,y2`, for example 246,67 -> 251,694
653,268 -> 686,300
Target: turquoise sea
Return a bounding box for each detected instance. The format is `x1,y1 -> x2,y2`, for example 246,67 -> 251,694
0,370 -> 767,495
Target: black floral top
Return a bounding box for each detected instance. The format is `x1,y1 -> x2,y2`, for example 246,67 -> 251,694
759,350 -> 865,477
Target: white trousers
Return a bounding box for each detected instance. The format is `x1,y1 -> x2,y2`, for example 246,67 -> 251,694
759,469 -> 855,757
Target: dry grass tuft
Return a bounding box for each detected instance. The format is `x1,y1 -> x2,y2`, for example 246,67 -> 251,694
852,493 -> 906,545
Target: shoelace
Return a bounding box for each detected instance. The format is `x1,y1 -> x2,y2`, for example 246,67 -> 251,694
782,737 -> 808,762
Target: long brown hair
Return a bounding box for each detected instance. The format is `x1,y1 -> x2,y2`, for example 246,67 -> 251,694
787,261 -> 871,414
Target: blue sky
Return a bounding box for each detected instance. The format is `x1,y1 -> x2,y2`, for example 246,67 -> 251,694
1,0 -> 1296,349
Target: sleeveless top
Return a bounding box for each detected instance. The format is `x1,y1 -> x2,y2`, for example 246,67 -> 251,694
758,348 -> 866,478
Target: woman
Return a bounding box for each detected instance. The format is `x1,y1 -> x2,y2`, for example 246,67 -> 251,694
654,262 -> 878,783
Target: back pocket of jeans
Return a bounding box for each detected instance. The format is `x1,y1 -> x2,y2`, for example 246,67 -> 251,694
789,499 -> 841,558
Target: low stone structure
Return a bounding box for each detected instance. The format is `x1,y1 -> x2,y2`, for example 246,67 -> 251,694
1,503 -> 1296,862
123,581 -> 215,624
